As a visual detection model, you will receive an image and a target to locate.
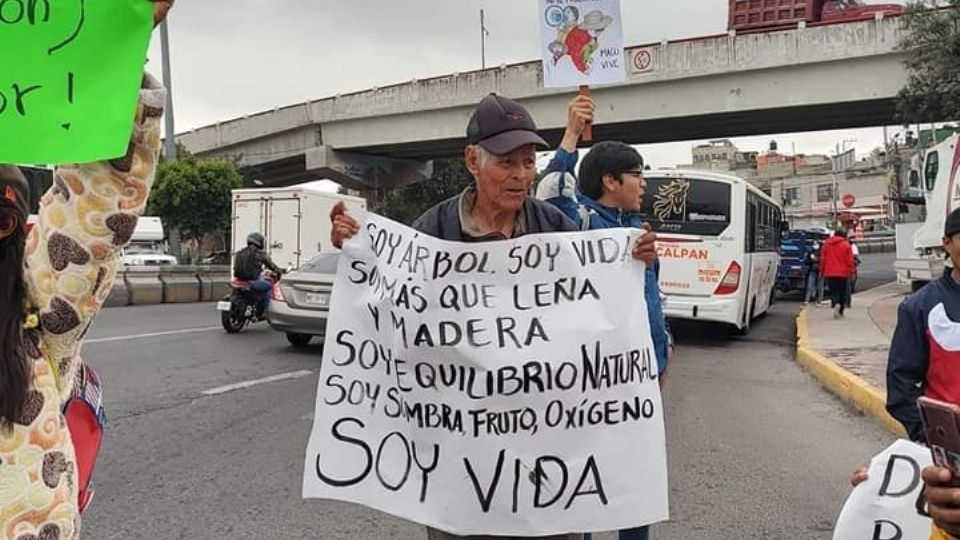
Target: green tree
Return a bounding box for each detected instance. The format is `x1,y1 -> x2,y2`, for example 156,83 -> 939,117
377,158 -> 474,225
148,157 -> 243,261
896,0 -> 960,123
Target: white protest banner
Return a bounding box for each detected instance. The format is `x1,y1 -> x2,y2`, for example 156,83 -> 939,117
302,213 -> 668,536
539,0 -> 626,88
833,439 -> 933,540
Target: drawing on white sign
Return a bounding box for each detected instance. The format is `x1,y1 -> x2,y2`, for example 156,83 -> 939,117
833,439 -> 933,540
539,0 -> 626,88
302,213 -> 669,537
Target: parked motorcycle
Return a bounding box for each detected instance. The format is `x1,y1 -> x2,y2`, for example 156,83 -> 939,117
217,271 -> 280,333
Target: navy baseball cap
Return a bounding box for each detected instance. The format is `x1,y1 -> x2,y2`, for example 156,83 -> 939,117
466,94 -> 547,155
945,207 -> 960,238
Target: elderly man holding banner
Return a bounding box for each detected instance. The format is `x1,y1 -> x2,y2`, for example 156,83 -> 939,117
326,93 -> 663,539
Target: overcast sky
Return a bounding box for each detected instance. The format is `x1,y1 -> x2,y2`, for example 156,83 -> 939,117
146,0 -> 911,171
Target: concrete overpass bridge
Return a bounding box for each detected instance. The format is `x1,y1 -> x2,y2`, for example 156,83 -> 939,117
177,16 -> 907,190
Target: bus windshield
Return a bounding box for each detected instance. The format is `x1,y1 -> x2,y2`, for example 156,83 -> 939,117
640,176 -> 732,236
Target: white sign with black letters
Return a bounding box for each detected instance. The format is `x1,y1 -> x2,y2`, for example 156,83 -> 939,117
833,439 -> 933,540
302,213 -> 668,536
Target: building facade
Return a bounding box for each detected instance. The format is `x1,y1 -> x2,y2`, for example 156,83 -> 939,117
684,140 -> 893,231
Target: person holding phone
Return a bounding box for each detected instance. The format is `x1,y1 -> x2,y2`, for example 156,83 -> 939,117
885,208 -> 960,538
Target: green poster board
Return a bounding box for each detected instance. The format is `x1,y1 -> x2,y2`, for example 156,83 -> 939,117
0,0 -> 154,164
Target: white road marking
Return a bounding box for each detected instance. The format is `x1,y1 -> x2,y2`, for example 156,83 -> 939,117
202,370 -> 315,396
85,326 -> 222,344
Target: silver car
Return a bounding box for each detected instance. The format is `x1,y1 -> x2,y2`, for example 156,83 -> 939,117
267,252 -> 338,347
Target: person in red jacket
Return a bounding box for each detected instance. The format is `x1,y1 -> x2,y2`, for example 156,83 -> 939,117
820,228 -> 857,319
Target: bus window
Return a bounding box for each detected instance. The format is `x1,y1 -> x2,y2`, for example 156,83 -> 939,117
642,176 -> 732,236
924,151 -> 939,192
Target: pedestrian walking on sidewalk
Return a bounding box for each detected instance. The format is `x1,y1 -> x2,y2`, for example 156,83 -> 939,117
804,240 -> 824,305
820,228 -> 856,319
536,97 -> 672,540
537,95 -> 672,389
886,208 -> 960,540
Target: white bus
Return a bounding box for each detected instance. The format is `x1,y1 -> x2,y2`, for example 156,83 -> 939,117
641,170 -> 783,334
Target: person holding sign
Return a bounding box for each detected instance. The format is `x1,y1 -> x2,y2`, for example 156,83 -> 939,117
535,97 -> 669,540
330,92 -> 658,540
0,2 -> 172,538
879,207 -> 960,539
536,96 -> 671,384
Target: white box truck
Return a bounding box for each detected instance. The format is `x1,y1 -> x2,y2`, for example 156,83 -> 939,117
894,133 -> 959,291
230,183 -> 367,271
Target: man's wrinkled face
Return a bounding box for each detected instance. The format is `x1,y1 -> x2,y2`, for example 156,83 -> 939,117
466,144 -> 537,213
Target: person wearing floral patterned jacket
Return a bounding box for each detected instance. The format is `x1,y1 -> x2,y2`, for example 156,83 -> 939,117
0,3 -> 173,538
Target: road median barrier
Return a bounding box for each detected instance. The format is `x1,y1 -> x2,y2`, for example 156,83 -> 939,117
160,265 -> 202,303
112,265 -> 231,307
197,265 -> 231,301
123,266 -> 165,306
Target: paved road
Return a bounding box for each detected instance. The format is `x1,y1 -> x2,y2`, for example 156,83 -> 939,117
77,289 -> 895,539
855,251 -> 896,292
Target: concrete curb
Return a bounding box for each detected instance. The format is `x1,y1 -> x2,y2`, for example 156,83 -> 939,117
795,308 -> 906,437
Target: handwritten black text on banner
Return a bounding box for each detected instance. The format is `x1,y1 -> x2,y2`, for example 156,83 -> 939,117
302,213 -> 668,536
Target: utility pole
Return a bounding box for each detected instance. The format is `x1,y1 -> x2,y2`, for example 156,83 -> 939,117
159,20 -> 176,163
833,172 -> 839,228
480,9 -> 490,69
159,19 -> 182,260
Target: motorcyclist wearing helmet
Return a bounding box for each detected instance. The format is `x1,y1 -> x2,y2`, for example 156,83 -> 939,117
233,232 -> 282,315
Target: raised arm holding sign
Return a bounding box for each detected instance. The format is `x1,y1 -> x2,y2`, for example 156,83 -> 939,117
0,3 -> 172,537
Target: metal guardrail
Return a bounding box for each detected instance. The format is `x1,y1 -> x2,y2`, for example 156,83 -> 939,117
855,238 -> 896,255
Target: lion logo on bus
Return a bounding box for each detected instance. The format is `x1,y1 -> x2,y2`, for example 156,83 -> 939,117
653,179 -> 690,223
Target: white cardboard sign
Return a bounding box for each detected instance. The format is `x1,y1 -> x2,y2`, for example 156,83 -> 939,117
833,439 -> 933,540
302,213 -> 668,536
539,0 -> 626,88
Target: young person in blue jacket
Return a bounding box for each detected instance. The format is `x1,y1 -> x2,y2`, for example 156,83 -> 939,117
536,95 -> 673,540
